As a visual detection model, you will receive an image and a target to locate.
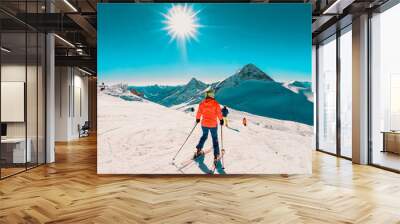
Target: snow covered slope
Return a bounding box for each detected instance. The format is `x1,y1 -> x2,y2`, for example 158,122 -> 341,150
215,79 -> 314,125
98,92 -> 312,174
283,80 -> 313,102
103,83 -> 143,102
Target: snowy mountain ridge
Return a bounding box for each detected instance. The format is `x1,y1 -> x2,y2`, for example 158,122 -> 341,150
102,64 -> 314,125
282,80 -> 313,102
216,63 -> 274,91
103,83 -> 144,102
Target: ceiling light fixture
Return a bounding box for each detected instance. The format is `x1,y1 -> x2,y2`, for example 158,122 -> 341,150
322,0 -> 354,15
78,67 -> 93,76
54,34 -> 75,48
323,0 -> 341,14
63,0 -> 78,12
76,48 -> 84,55
1,47 -> 11,53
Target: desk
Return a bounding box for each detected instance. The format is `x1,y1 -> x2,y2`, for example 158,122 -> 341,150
1,138 -> 31,163
382,131 -> 400,154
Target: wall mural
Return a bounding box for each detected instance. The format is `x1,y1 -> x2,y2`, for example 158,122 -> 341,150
98,3 -> 313,174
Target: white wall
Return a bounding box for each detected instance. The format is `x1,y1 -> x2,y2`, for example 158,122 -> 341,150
55,67 -> 89,141
55,66 -> 70,141
1,65 -> 31,138
1,63 -> 47,164
71,73 -> 89,138
1,65 -> 26,129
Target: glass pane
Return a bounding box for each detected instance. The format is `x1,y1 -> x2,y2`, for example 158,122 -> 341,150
1,31 -> 27,177
317,36 -> 337,154
26,0 -> 39,169
27,31 -> 38,169
371,4 -> 400,171
340,28 -> 352,158
38,33 -> 45,165
0,1 -> 46,178
312,45 -> 317,150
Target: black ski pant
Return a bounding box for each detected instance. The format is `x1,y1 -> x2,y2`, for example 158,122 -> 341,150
196,126 -> 220,157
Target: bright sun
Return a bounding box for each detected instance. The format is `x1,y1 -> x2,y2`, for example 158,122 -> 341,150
163,4 -> 200,41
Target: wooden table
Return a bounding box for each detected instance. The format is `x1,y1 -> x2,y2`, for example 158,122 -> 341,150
381,131 -> 400,154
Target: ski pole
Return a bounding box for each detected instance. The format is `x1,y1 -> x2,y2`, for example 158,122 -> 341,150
172,122 -> 198,161
221,125 -> 225,169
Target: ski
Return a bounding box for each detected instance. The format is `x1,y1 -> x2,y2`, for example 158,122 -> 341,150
210,149 -> 225,174
177,148 -> 212,171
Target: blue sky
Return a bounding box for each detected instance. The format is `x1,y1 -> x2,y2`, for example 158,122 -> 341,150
98,3 -> 311,85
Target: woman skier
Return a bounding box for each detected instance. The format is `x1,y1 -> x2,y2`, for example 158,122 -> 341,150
194,89 -> 224,164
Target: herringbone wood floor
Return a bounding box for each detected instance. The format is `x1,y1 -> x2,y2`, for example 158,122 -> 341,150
1,136 -> 400,224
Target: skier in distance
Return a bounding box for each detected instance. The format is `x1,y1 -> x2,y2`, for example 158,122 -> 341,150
221,106 -> 229,127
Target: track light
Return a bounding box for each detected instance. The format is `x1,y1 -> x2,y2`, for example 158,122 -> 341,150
322,0 -> 354,15
323,0 -> 340,14
78,67 -> 93,76
63,0 -> 78,12
54,34 -> 75,48
1,47 -> 11,53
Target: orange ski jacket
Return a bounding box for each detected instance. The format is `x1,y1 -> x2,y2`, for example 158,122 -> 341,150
196,98 -> 223,128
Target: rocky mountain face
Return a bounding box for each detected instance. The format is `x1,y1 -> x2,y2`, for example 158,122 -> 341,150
159,78 -> 208,107
216,64 -> 274,91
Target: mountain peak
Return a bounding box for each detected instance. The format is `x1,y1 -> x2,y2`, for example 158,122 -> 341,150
186,77 -> 206,87
242,63 -> 257,69
235,64 -> 274,82
187,77 -> 200,84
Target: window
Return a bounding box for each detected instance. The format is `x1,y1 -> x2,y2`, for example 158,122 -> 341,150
0,1 -> 46,179
317,35 -> 337,154
370,3 -> 400,171
339,27 -> 352,158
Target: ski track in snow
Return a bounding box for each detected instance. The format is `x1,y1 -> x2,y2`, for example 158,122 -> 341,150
98,92 -> 313,174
